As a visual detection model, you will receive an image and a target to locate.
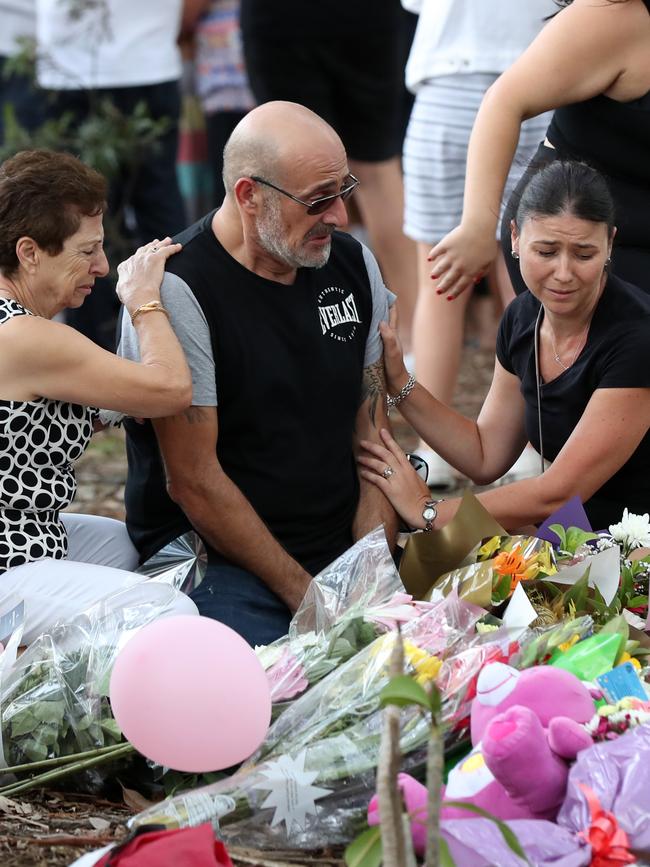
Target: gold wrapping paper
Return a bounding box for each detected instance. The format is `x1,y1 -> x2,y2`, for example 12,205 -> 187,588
399,490 -> 506,599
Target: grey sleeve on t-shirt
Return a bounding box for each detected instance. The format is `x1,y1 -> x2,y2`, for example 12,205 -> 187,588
117,272 -> 218,406
117,249 -> 394,406
361,242 -> 396,368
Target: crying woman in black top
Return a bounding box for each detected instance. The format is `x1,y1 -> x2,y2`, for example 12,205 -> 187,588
359,160 -> 650,532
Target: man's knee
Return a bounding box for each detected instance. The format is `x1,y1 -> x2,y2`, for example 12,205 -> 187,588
189,561 -> 291,647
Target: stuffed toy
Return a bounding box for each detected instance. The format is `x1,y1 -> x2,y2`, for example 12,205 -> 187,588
368,661 -> 595,848
444,661 -> 595,820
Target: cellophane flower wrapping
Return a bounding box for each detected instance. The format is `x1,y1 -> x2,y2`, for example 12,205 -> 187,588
257,528 -> 436,704
431,535 -> 557,607
558,722 -> 650,850
0,582 -> 189,767
136,531 -> 208,595
510,616 -> 594,669
130,593 -> 525,849
439,818 -> 590,867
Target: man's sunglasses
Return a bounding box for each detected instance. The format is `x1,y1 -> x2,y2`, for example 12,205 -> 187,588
250,174 -> 359,216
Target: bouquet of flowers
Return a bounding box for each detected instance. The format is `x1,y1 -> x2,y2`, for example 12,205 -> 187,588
517,509 -> 650,630
131,593 -> 522,850
429,535 -> 557,608
0,582 -> 187,768
257,527 -> 436,703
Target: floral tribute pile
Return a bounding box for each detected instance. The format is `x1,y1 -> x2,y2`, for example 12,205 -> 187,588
126,505 -> 650,866
0,504 -> 648,865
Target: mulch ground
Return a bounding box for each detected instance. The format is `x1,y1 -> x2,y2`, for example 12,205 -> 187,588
0,789 -> 347,866
5,333 -> 496,865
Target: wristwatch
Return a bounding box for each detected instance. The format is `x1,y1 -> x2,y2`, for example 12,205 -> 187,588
422,499 -> 443,532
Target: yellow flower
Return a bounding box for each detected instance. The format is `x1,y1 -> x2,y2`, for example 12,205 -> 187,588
536,547 -> 557,577
403,641 -> 442,686
478,536 -> 502,560
558,634 -> 580,653
476,623 -> 500,635
619,652 -> 642,671
413,655 -> 442,686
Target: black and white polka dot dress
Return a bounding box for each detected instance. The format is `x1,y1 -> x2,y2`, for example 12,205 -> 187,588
0,299 -> 97,572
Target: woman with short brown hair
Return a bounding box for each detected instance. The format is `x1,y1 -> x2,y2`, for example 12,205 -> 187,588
0,149 -> 196,642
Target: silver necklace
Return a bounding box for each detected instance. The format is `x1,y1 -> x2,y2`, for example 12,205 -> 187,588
549,323 -> 589,371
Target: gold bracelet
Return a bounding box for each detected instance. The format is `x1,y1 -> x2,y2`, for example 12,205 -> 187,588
130,301 -> 170,323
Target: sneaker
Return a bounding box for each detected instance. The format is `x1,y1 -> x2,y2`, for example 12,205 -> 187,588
411,447 -> 456,491
499,444 -> 544,484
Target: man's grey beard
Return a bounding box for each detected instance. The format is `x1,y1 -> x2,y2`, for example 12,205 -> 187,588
256,196 -> 332,269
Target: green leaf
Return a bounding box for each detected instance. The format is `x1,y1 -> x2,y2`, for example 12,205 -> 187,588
33,700 -> 66,726
10,710 -> 39,737
600,613 -> 629,642
548,524 -> 567,550
440,836 -> 457,867
628,596 -> 649,608
541,581 -> 562,599
344,825 -> 382,867
380,675 -> 433,713
34,723 -> 60,747
443,801 -> 530,863
100,719 -> 122,742
22,741 -> 49,763
562,569 -> 590,612
491,572 -> 512,605
564,528 -> 599,554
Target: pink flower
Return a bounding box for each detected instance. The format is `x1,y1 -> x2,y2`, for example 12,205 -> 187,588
365,593 -> 437,631
266,647 -> 309,702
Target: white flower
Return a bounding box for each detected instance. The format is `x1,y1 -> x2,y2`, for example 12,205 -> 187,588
608,508 -> 650,551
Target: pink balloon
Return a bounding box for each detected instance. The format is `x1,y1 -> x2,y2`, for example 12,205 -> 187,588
109,615 -> 272,772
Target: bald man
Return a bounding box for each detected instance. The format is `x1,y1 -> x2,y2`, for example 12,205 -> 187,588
119,102 -> 398,646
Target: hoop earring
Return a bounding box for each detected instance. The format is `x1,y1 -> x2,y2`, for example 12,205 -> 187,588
511,250 -> 519,260
605,257 -> 611,269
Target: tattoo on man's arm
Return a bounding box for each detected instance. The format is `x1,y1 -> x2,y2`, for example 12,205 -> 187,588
182,406 -> 209,424
360,358 -> 386,427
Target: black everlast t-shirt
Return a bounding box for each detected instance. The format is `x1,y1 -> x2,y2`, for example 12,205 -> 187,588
496,275 -> 650,529
125,215 -> 375,574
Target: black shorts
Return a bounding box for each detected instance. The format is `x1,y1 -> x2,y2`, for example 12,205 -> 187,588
242,33 -> 405,162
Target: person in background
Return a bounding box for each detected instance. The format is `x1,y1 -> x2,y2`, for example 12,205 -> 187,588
429,0 -> 650,301
401,0 -> 554,489
359,161 -> 650,534
240,0 -> 418,356
0,1 -> 44,143
185,0 -> 255,204
35,0 -> 187,350
0,149 -> 195,643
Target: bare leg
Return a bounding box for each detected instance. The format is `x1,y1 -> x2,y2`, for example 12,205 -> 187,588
349,156 -> 417,353
490,250 -> 516,311
413,241 -> 473,408
410,242 -> 473,486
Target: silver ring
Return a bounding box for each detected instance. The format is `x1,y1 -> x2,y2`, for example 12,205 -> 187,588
382,465 -> 394,479
152,246 -> 159,252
